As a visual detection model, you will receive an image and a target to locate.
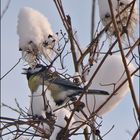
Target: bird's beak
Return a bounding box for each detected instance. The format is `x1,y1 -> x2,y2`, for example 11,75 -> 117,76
19,48 -> 22,51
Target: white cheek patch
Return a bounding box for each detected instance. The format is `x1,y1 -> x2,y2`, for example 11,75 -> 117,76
30,67 -> 42,73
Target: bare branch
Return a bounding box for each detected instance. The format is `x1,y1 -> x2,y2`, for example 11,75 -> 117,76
1,0 -> 11,19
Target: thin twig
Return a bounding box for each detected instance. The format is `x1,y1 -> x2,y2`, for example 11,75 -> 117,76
0,58 -> 22,80
131,127 -> 140,140
91,0 -> 96,40
1,0 -> 11,19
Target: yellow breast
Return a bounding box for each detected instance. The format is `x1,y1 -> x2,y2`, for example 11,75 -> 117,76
28,75 -> 43,93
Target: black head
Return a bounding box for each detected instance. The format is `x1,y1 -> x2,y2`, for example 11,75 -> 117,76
22,64 -> 46,80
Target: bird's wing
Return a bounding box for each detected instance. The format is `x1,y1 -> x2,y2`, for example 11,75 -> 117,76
49,77 -> 109,95
43,71 -> 109,95
49,77 -> 82,90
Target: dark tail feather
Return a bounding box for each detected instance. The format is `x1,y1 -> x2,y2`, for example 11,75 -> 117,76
86,89 -> 109,95
69,89 -> 109,99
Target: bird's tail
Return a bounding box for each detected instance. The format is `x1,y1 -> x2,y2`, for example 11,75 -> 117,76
86,89 -> 109,95
69,89 -> 109,99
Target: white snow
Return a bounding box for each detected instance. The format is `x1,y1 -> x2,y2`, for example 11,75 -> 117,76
98,0 -> 138,37
28,85 -> 56,116
32,108 -> 75,140
28,86 -> 75,139
71,55 -> 135,126
27,85 -> 76,139
37,121 -> 52,138
50,108 -> 75,140
28,90 -> 50,139
17,7 -> 57,66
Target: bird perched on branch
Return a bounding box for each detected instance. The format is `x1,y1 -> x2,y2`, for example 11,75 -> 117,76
17,7 -> 58,67
98,0 -> 138,37
23,64 -> 109,116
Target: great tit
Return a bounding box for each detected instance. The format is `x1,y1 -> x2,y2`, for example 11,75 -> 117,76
23,64 -> 109,106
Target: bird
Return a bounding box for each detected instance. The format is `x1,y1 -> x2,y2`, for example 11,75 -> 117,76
98,0 -> 138,37
23,65 -> 80,138
17,7 -> 58,67
23,64 -> 109,109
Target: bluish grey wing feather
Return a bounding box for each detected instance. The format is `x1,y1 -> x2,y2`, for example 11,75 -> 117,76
50,77 -> 82,90
49,77 -> 109,95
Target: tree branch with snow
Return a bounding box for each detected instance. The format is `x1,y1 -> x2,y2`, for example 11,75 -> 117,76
1,0 -> 139,140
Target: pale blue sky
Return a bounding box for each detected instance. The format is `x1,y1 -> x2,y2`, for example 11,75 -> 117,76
1,0 -> 139,140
